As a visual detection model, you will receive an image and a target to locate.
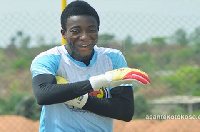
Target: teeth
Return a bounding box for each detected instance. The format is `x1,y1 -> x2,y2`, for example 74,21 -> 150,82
82,45 -> 87,47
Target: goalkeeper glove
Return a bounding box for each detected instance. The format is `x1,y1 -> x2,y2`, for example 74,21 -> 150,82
89,67 -> 151,91
64,94 -> 88,108
56,76 -> 88,108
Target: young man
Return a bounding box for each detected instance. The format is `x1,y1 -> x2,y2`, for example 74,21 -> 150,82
30,1 -> 150,132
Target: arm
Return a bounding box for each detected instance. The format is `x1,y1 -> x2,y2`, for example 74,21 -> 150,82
32,74 -> 93,105
83,86 -> 134,122
54,75 -> 134,121
32,73 -> 134,121
32,67 -> 149,106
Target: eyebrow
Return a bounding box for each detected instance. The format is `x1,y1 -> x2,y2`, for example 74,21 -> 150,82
70,25 -> 97,29
70,26 -> 80,29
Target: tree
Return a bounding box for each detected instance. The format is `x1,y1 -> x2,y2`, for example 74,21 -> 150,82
14,31 -> 31,49
123,35 -> 133,47
150,37 -> 166,45
97,33 -> 115,47
172,28 -> 188,46
150,37 -> 167,50
189,26 -> 200,46
6,36 -> 18,57
122,35 -> 134,54
134,95 -> 152,119
97,33 -> 122,49
164,66 -> 200,95
20,36 -> 30,49
15,95 -> 41,120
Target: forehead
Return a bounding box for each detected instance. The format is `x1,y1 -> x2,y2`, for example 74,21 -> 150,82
66,15 -> 97,28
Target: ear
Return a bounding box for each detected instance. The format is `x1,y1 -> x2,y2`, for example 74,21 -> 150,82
61,29 -> 67,39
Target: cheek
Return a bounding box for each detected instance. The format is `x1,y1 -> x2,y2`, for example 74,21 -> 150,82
66,37 -> 71,42
92,34 -> 98,43
66,35 -> 77,43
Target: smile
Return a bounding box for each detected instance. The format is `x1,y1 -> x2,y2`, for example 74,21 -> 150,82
82,45 -> 88,47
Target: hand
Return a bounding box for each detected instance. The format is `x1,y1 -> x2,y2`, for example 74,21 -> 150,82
89,67 -> 151,91
107,67 -> 151,86
65,94 -> 88,108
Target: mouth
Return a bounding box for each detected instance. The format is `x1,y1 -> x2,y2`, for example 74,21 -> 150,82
78,43 -> 93,48
81,44 -> 88,47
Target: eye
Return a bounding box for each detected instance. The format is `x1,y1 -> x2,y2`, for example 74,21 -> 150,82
69,29 -> 80,34
89,28 -> 97,32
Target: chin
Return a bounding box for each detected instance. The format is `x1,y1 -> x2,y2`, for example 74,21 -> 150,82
78,51 -> 93,60
80,53 -> 91,58
77,55 -> 90,61
79,49 -> 93,56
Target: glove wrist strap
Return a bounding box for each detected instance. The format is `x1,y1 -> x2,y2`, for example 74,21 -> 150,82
89,74 -> 109,91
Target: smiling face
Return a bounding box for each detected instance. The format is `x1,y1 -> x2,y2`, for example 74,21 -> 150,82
62,15 -> 98,61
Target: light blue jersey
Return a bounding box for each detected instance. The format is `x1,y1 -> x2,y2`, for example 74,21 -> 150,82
30,45 -> 128,132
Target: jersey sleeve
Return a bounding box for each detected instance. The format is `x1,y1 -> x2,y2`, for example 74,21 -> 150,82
105,50 -> 127,69
30,48 -> 61,78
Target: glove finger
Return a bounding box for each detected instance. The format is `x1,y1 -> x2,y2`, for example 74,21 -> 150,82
123,71 -> 151,84
124,74 -> 149,84
110,80 -> 133,87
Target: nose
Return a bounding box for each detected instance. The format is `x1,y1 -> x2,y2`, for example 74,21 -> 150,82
80,31 -> 89,41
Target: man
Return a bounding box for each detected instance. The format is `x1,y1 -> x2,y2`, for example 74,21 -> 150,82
30,0 -> 150,131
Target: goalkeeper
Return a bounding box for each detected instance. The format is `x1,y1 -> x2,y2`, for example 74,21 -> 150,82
30,1 -> 151,132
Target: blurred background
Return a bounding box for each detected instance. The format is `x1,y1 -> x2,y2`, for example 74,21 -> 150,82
0,0 -> 200,131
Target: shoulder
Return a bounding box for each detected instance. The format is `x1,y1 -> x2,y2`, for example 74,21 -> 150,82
38,46 -> 63,56
95,46 -> 127,69
94,46 -> 123,56
30,46 -> 64,77
32,46 -> 64,62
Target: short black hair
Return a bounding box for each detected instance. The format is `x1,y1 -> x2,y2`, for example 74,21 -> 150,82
61,0 -> 100,31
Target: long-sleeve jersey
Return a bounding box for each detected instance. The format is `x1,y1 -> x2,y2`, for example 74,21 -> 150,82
30,45 -> 134,132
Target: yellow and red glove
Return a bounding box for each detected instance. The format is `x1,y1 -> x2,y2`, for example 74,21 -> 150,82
89,67 -> 151,91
